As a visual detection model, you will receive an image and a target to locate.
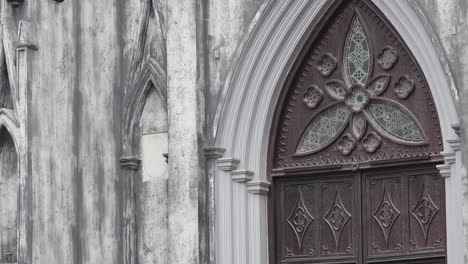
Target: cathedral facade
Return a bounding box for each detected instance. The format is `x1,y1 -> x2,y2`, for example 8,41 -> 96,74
0,0 -> 467,263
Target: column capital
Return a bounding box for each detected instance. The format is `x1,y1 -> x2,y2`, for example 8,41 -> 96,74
120,156 -> 141,171
247,180 -> 271,195
217,157 -> 240,171
231,170 -> 254,183
204,147 -> 225,160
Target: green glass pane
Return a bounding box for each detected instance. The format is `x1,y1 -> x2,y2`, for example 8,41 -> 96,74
345,18 -> 371,86
367,101 -> 425,143
296,105 -> 351,155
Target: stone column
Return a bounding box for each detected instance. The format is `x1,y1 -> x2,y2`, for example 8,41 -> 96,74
119,157 -> 140,264
16,20 -> 37,264
204,148 -> 225,264
166,0 -> 206,263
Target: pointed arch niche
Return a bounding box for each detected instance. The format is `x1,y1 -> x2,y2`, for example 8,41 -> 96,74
211,0 -> 463,264
120,57 -> 168,264
0,127 -> 18,263
0,19 -> 30,263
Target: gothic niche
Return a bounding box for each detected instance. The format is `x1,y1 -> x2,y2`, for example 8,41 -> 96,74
136,81 -> 169,264
0,49 -> 13,110
272,0 -> 442,170
139,84 -> 168,181
0,128 -> 18,263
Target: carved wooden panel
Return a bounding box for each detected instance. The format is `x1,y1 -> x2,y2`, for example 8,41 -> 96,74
276,175 -> 358,263
271,0 -> 443,170
273,165 -> 445,263
408,173 -> 445,252
366,176 -> 405,255
362,165 -> 445,263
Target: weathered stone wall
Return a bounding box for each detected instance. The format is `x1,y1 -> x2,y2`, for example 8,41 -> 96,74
410,0 -> 468,262
0,0 -> 466,263
15,0 -> 268,262
26,0 -> 136,263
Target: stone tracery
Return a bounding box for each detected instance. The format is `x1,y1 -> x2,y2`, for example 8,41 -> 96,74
297,15 -> 428,157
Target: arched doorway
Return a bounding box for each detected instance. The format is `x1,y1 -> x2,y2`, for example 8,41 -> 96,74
269,0 -> 446,263
212,0 -> 462,263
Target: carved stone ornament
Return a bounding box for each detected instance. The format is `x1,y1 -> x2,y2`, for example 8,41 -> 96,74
361,132 -> 381,153
317,53 -> 337,77
273,0 -> 443,169
337,133 -> 356,155
303,85 -> 323,109
394,76 -> 415,99
295,16 -> 428,157
378,47 -> 399,70
297,73 -> 425,156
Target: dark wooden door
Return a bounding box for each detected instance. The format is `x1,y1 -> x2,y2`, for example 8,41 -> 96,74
272,163 -> 446,264
268,0 -> 447,263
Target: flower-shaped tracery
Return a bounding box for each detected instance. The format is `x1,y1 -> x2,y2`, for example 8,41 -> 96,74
296,17 -> 426,156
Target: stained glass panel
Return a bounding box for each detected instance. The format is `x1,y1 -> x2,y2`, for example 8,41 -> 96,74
296,105 -> 351,155
366,101 -> 425,144
345,17 -> 371,86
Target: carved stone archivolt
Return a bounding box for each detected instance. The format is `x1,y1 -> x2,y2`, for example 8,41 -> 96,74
272,0 -> 443,169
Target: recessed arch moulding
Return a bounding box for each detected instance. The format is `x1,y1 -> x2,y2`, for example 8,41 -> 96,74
210,0 -> 464,264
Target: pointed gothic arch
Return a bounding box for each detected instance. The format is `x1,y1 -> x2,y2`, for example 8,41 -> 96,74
120,56 -> 167,264
0,126 -> 18,263
211,0 -> 463,263
122,58 -> 167,159
0,27 -> 20,116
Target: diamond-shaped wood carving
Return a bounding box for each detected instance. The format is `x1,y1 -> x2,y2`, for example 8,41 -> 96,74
411,184 -> 439,242
323,190 -> 351,249
287,191 -> 314,249
373,187 -> 400,247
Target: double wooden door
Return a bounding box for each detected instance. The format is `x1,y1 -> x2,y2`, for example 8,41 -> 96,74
272,163 -> 446,263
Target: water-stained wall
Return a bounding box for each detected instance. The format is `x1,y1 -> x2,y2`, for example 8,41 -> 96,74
26,0 -> 136,263
11,0 -> 268,262
410,1 -> 468,262
0,0 -> 466,263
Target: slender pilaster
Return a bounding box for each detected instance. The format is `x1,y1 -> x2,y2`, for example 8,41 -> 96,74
204,147 -> 225,264
120,156 -> 140,264
437,124 -> 465,264
166,1 -> 206,262
215,158 -> 239,264
16,20 -> 35,264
